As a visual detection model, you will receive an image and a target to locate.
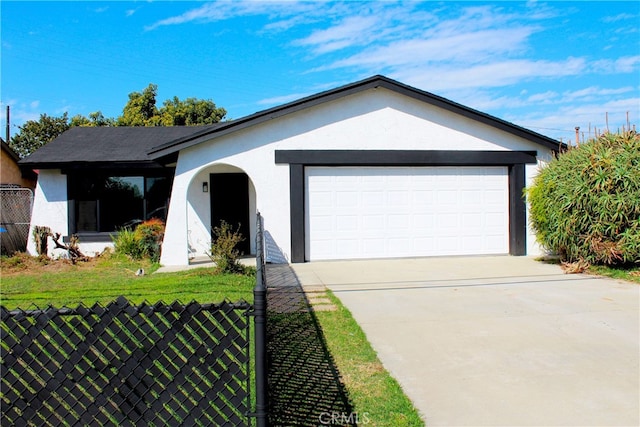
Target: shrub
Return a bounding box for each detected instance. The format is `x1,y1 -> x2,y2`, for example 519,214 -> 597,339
112,228 -> 144,259
113,219 -> 165,262
134,218 -> 165,262
527,130 -> 640,265
209,221 -> 247,274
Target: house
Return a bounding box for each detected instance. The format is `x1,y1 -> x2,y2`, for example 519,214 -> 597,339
20,75 -> 563,265
1,138 -> 38,254
1,138 -> 37,190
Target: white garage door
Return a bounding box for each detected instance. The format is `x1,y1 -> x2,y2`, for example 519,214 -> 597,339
305,166 -> 509,261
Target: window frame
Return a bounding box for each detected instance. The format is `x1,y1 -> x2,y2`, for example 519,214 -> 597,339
66,169 -> 174,240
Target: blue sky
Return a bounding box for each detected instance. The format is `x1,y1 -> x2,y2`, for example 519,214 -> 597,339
1,1 -> 639,143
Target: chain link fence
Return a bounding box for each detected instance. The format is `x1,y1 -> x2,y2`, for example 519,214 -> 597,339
0,186 -> 33,255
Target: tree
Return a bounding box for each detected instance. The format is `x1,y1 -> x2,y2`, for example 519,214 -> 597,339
158,96 -> 226,126
117,84 -> 159,126
70,111 -> 115,127
116,84 -> 227,126
10,83 -> 227,156
9,113 -> 70,158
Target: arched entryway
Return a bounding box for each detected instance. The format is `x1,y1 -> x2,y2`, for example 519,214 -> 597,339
187,164 -> 257,261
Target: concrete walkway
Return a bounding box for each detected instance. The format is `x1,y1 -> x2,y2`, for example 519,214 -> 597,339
292,256 -> 640,427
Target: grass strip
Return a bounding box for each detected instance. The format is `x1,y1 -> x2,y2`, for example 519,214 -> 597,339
313,290 -> 424,426
587,264 -> 640,284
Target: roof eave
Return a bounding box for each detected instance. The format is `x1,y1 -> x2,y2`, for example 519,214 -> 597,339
147,77 -> 388,159
144,75 -> 565,158
19,160 -> 169,171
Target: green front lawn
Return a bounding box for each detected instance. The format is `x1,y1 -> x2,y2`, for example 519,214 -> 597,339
0,253 -> 253,309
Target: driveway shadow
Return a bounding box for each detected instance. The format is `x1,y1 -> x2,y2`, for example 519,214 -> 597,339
266,264 -> 354,426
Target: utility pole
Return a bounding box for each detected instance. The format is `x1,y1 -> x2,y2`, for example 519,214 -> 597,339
5,105 -> 10,142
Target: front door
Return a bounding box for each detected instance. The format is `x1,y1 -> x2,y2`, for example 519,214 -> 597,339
210,173 -> 250,255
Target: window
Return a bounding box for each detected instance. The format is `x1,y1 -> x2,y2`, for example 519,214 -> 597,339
68,173 -> 173,234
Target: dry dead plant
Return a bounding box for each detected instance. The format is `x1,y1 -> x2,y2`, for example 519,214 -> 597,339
561,259 -> 590,274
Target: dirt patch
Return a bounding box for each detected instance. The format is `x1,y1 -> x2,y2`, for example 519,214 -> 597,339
0,252 -> 100,277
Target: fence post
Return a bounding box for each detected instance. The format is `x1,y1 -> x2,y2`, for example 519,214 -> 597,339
253,212 -> 268,426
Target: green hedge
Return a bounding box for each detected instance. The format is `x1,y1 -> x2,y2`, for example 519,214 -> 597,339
527,130 -> 640,265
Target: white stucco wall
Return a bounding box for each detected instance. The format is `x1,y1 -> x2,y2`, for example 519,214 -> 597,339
26,170 -> 115,258
160,88 -> 556,266
27,170 -> 68,258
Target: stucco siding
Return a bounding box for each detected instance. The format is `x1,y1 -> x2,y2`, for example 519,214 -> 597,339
27,170 -> 69,257
1,150 -> 24,185
161,88 -> 554,265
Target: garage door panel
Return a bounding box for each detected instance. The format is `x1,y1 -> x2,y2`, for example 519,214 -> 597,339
413,190 -> 434,206
388,214 -> 411,231
362,215 -> 385,231
336,240 -> 359,256
462,213 -> 483,230
414,237 -> 436,251
362,191 -> 384,207
309,191 -> 332,208
311,216 -> 333,232
412,214 -> 435,230
486,212 -> 507,227
485,189 -> 507,205
306,166 -> 509,261
336,215 -> 358,232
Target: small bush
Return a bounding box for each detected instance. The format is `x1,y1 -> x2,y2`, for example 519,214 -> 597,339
113,228 -> 144,259
134,218 -> 165,262
527,130 -> 640,265
209,221 -> 247,274
113,219 -> 165,262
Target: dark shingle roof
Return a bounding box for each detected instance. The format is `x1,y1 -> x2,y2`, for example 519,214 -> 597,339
20,125 -> 219,169
20,75 -> 565,169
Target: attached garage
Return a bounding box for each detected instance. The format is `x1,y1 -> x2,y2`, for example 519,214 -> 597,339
276,149 -> 539,263
305,166 -> 509,261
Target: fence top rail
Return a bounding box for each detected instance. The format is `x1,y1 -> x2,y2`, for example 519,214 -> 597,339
1,296 -> 251,318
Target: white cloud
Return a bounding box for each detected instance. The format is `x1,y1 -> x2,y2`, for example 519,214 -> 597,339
392,57 -> 586,93
315,25 -> 537,72
562,86 -> 636,102
2,100 -> 42,130
513,96 -> 640,142
602,13 -> 638,23
292,15 -> 381,54
527,91 -> 559,104
144,1 -> 313,31
591,55 -> 640,73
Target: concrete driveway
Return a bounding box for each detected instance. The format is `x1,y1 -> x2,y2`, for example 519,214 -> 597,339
292,256 -> 639,426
